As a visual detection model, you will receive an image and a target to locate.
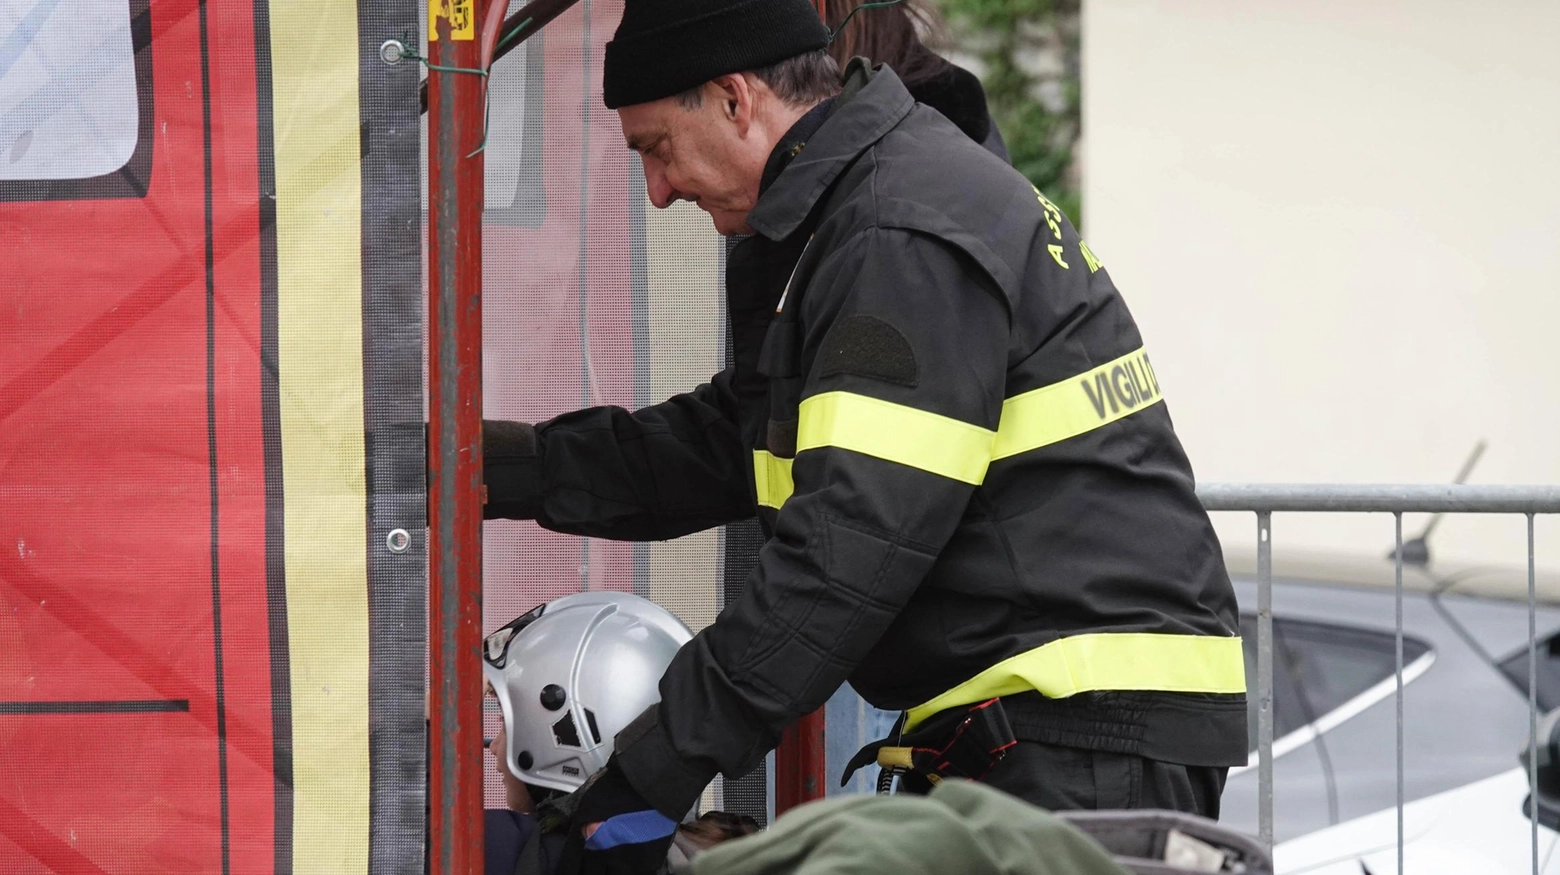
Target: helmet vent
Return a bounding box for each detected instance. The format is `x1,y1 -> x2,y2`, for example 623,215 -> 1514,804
585,709 -> 602,745
552,712 -> 582,748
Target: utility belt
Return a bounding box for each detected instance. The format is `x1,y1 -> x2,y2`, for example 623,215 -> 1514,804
841,631 -> 1249,786
841,687 -> 1250,792
841,698 -> 1018,794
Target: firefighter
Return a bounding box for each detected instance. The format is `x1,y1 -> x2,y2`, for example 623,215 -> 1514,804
481,1 -> 1247,871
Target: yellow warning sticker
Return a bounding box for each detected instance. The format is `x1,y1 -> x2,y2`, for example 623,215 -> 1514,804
429,0 -> 476,41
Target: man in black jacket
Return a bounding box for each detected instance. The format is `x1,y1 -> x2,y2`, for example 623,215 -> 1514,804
483,1 -> 1247,871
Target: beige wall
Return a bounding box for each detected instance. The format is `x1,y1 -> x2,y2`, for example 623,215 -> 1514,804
646,201 -> 725,634
1080,0 -> 1560,592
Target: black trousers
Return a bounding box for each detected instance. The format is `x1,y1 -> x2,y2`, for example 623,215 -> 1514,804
906,741 -> 1228,820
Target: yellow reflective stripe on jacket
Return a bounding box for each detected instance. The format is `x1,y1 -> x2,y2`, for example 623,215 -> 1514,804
903,633 -> 1246,732
798,391 -> 996,485
753,348 -> 1162,509
753,450 -> 795,510
992,347 -> 1161,461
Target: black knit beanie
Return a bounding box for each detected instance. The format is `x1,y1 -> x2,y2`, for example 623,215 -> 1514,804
603,0 -> 831,109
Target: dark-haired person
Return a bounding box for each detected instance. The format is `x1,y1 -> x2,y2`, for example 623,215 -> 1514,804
482,3 -> 1247,873
823,0 -> 1009,159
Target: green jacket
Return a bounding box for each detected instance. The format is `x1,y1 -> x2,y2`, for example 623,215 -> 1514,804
688,781 -> 1129,875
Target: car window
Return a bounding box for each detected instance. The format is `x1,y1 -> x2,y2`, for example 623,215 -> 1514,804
1497,630 -> 1560,713
2,0 -> 153,201
1240,614 -> 1432,752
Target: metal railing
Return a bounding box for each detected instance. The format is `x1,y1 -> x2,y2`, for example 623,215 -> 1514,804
1198,484 -> 1560,873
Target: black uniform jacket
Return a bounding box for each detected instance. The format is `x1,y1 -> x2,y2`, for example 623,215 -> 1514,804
484,62 -> 1247,819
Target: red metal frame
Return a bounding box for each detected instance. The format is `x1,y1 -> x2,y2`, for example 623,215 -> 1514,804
423,0 -> 830,840
427,3 -> 488,873
775,707 -> 827,815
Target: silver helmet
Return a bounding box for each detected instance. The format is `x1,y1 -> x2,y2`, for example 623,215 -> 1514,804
482,592 -> 692,793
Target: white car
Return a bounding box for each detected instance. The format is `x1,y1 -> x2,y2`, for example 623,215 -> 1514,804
821,570 -> 1558,872
1221,576 -> 1560,874
1275,767 -> 1556,874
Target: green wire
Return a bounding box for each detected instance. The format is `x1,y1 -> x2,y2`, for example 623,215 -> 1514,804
467,96 -> 492,158
413,15 -> 537,157
829,0 -> 906,43
496,17 -> 535,52
402,46 -> 490,78
401,39 -> 491,155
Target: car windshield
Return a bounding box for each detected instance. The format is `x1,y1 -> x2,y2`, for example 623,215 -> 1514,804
1240,614 -> 1432,752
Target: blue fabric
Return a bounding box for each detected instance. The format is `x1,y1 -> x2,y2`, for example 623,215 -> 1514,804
485,809 -> 537,875
827,684 -> 901,795
583,810 -> 677,851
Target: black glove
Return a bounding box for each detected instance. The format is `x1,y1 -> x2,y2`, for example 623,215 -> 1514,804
557,759 -> 679,875
482,419 -> 543,520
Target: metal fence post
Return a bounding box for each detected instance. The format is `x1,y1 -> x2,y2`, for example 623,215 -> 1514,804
1256,511 -> 1274,854
428,2 -> 488,873
1529,512 -> 1540,875
1394,513 -> 1405,875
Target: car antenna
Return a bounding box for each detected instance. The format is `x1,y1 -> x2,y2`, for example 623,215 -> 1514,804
1387,439 -> 1488,570
1393,440 -> 1504,670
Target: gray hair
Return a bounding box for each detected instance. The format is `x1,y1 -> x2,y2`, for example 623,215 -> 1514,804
674,49 -> 843,110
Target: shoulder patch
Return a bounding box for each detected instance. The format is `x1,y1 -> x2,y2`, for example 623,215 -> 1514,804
817,315 -> 918,387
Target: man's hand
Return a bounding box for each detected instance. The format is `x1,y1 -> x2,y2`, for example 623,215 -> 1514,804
558,759 -> 678,875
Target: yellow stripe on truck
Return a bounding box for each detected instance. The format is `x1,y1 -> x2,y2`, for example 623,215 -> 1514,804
271,2 -> 370,869
904,633 -> 1247,732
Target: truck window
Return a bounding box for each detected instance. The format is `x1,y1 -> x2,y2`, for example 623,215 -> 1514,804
1,0 -> 150,199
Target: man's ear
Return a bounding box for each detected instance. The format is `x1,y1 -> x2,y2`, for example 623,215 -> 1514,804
709,73 -> 755,136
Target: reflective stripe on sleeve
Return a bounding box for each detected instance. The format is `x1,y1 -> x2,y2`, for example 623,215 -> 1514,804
753,450 -> 795,510
797,391 -> 996,485
904,632 -> 1247,732
992,347 -> 1162,461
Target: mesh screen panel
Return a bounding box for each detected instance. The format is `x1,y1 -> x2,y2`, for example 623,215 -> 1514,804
428,1 -> 749,817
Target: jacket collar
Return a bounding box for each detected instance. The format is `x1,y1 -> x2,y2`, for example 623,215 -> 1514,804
759,98 -> 835,196
745,60 -> 916,242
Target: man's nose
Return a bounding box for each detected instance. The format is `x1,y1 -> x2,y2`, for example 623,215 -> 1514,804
643,160 -> 678,209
